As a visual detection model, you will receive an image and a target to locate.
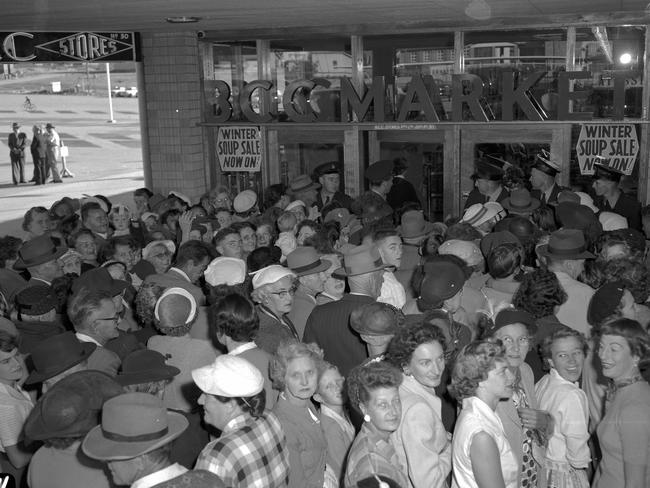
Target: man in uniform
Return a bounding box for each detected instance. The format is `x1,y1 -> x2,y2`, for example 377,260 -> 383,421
313,161 -> 354,216
530,149 -> 565,206
592,158 -> 642,231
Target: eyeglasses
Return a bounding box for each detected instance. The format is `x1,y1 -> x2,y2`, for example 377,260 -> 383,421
150,252 -> 172,259
499,336 -> 530,347
270,286 -> 297,299
95,315 -> 120,326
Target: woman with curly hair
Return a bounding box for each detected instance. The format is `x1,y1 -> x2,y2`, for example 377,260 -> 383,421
146,287 -> 216,467
385,322 -> 451,488
270,339 -> 327,488
449,340 -> 518,488
593,318 -> 650,488
344,360 -> 408,488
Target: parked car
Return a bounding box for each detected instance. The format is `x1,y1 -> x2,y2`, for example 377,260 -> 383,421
111,86 -> 126,97
124,87 -> 138,97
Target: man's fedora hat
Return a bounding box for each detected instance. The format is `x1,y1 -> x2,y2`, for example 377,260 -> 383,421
82,392 -> 188,461
71,267 -> 129,297
482,307 -> 538,337
350,302 -> 404,336
13,235 -> 66,270
502,188 -> 540,215
25,331 -> 96,384
419,258 -> 467,304
537,228 -> 595,260
286,246 -> 330,277
46,123 -> 55,129
116,350 -> 180,387
472,157 -> 505,181
287,174 -> 320,194
335,244 -> 387,277
533,149 -> 561,176
12,122 -> 20,129
397,210 -> 435,240
25,370 -> 123,441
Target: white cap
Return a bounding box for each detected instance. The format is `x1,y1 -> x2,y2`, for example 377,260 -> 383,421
204,257 -> 247,286
285,200 -> 306,212
233,190 -> 257,213
461,202 -> 505,228
153,287 -> 197,325
599,212 -> 628,231
251,265 -> 295,289
168,191 -> 192,207
192,355 -> 264,397
142,240 -> 176,260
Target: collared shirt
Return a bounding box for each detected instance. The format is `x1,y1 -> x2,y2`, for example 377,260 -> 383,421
0,382 -> 34,452
378,270 -> 406,308
535,368 -> 590,467
75,332 -> 102,347
195,412 -> 290,488
371,188 -> 386,200
542,184 -> 555,205
131,463 -> 187,488
228,342 -> 257,356
345,423 -> 408,488
487,185 -> 503,202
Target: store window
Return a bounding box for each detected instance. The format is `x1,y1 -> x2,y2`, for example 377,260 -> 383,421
463,30 -> 566,121
572,26 -> 645,119
210,43 -> 258,121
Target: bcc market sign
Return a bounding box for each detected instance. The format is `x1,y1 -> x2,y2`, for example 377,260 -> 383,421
0,31 -> 139,62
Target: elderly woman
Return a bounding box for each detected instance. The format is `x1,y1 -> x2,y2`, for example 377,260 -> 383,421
69,229 -> 99,272
270,339 -> 327,488
250,265 -> 300,354
386,322 -> 451,488
193,355 -> 290,487
593,318 -> 650,488
0,331 -> 34,484
535,326 -> 590,488
344,360 -> 408,488
22,206 -> 51,239
449,341 -> 518,488
481,308 -> 551,488
142,239 -> 175,275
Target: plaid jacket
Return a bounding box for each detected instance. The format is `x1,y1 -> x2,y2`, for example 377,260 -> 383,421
195,412 -> 290,488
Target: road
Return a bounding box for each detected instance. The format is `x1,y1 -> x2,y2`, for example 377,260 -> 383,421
0,93 -> 143,237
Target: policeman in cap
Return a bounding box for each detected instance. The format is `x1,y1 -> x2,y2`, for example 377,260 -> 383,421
313,161 -> 354,216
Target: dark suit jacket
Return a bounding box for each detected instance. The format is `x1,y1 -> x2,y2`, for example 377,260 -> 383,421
595,191 -> 642,231
316,191 -> 354,217
531,183 -> 565,206
303,293 -> 370,376
8,132 -> 27,158
387,176 -> 420,210
463,187 -> 510,210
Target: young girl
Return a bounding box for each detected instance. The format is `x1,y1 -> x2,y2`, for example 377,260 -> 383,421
314,362 -> 355,487
535,326 -> 590,488
109,204 -> 132,237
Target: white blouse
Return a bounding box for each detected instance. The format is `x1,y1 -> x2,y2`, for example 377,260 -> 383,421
452,396 -> 518,488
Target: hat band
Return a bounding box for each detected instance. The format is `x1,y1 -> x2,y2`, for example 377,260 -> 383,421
463,206 -> 488,226
290,182 -> 315,193
509,199 -> 533,210
103,426 -> 169,443
290,259 -> 323,274
548,243 -> 587,256
344,257 -> 383,275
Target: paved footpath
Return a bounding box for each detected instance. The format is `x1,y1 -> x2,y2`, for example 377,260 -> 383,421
0,93 -> 144,237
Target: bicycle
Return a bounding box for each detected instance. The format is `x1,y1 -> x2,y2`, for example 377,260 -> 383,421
22,97 -> 37,112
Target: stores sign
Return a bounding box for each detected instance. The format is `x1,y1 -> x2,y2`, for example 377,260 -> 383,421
216,126 -> 262,172
0,32 -> 139,62
576,124 -> 639,175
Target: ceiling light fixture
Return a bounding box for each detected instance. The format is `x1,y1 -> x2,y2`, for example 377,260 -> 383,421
619,52 -> 633,64
465,0 -> 492,21
165,16 -> 202,23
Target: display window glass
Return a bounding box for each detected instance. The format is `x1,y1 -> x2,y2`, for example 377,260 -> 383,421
211,43 -> 258,121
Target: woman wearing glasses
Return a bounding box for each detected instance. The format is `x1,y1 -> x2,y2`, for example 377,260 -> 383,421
251,265 -> 300,355
481,308 -> 551,488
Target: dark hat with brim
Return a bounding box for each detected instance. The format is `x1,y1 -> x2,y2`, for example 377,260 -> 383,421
82,392 -> 188,461
483,307 -> 538,336
397,210 -> 435,240
25,371 -> 123,441
314,161 -> 342,178
364,159 -> 393,182
537,228 -> 595,261
16,285 -> 58,315
533,149 -> 561,176
287,174 -> 320,195
419,259 -> 466,303
473,157 -> 505,181
502,188 -> 540,215
14,235 -> 67,270
116,350 -> 180,387
26,331 -> 96,384
350,303 -> 404,336
72,267 -> 129,297
593,159 -> 624,182
334,244 -> 387,277
286,246 -> 330,277
555,202 -> 600,232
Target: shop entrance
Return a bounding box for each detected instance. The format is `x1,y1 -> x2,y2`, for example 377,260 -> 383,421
369,129 -> 449,222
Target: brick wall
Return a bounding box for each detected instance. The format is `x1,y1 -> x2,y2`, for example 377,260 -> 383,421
140,31 -> 207,200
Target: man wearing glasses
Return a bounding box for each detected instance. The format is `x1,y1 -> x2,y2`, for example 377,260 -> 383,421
68,288 -> 122,376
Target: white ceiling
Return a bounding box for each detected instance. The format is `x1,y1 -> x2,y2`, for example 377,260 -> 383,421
1,0 -> 649,37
